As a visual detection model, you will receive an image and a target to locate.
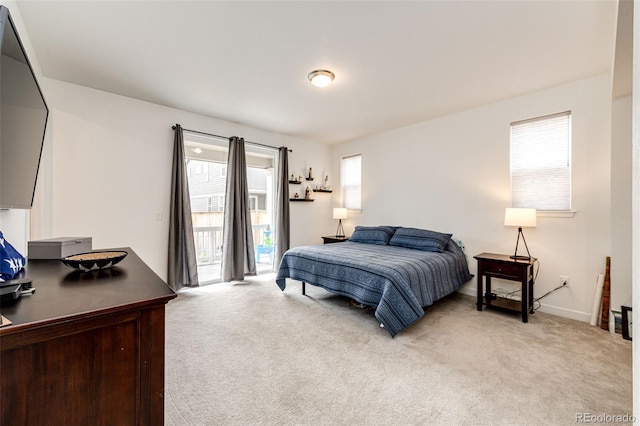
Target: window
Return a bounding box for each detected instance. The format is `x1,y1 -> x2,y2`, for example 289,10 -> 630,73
510,111 -> 571,211
208,195 -> 224,212
341,154 -> 361,210
215,195 -> 224,212
249,195 -> 258,211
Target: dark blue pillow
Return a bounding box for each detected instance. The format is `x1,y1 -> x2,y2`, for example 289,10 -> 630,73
0,230 -> 25,281
349,226 -> 396,245
388,227 -> 452,252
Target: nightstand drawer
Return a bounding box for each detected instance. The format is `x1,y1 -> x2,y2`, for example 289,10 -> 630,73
482,262 -> 521,279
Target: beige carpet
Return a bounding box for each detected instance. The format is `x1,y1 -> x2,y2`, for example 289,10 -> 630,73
165,274 -> 632,426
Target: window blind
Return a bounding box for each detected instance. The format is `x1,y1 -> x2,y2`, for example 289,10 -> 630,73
341,154 -> 361,210
510,111 -> 571,211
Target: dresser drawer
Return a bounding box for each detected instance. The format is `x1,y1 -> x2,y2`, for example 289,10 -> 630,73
481,261 -> 522,279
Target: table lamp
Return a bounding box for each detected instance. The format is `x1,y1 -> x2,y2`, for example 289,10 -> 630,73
333,208 -> 348,238
504,207 -> 536,260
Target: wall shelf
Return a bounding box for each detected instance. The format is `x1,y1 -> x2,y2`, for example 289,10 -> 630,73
288,180 -> 302,184
313,189 -> 333,193
290,198 -> 314,202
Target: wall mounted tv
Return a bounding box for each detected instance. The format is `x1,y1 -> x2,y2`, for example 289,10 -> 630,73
0,5 -> 49,209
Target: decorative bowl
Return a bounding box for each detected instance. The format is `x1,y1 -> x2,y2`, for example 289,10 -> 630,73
61,251 -> 128,272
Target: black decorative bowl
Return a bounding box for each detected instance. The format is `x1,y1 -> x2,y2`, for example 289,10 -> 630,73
61,251 -> 128,272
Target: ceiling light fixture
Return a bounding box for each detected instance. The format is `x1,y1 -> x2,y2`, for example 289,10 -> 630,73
308,69 -> 335,87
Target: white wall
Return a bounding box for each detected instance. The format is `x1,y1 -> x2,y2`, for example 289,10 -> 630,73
332,74 -> 615,322
632,0 -> 639,418
0,0 -> 628,324
0,0 -> 334,281
611,95 -> 632,312
32,79 -> 333,281
0,211 -> 29,253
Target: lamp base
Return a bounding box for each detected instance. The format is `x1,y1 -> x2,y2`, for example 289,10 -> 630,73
510,227 -> 533,261
335,219 -> 345,238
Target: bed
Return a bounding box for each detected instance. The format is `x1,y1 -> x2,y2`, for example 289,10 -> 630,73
275,226 -> 473,337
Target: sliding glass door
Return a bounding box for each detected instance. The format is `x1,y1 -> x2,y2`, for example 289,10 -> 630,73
184,132 -> 276,284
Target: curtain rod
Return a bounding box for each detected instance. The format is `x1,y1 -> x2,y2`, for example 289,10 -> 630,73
172,125 -> 292,152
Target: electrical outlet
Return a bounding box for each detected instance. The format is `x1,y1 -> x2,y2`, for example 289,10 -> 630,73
560,275 -> 569,287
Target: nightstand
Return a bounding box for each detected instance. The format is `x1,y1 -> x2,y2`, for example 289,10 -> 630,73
322,235 -> 350,244
474,252 -> 536,323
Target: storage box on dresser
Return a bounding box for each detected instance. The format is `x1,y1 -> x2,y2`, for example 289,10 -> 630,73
28,237 -> 92,259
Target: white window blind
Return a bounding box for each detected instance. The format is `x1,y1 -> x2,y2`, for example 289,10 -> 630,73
341,154 -> 361,210
510,111 -> 571,211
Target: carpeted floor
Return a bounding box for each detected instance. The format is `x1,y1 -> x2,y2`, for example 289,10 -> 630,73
165,274 -> 632,426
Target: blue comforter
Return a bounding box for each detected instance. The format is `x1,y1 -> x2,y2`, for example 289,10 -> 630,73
275,239 -> 472,337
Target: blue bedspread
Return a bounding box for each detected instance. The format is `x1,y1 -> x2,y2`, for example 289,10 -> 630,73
275,239 -> 472,337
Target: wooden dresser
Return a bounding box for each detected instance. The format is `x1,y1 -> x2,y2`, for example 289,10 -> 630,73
0,248 -> 176,425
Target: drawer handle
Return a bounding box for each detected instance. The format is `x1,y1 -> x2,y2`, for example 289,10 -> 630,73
498,268 -> 502,272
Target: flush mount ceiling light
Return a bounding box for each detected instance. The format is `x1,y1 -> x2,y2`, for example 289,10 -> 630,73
308,69 -> 335,87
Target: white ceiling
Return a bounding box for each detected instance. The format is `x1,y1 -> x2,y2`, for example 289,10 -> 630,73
16,0 -> 618,145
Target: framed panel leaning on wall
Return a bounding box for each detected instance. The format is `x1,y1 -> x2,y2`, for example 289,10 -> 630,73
622,306 -> 632,341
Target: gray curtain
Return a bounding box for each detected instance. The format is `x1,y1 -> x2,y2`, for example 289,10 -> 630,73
221,137 -> 256,281
168,124 -> 199,290
274,147 -> 290,268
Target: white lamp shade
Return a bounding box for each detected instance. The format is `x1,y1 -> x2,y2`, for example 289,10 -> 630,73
333,207 -> 348,220
504,208 -> 537,227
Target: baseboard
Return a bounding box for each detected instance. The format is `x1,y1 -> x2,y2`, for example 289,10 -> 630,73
456,286 -> 592,323
534,304 -> 591,323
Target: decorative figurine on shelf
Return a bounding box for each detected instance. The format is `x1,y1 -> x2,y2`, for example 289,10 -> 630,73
298,175 -> 303,182
291,173 -> 295,181
304,186 -> 312,200
307,167 -> 313,180
324,175 -> 329,190
294,192 -> 300,199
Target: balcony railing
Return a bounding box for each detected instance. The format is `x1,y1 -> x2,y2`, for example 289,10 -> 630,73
193,223 -> 271,266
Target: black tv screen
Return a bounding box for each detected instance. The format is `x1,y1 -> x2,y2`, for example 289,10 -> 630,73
0,5 -> 49,209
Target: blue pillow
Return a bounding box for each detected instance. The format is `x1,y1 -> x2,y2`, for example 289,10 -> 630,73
388,227 -> 452,252
0,230 -> 26,281
349,226 -> 396,245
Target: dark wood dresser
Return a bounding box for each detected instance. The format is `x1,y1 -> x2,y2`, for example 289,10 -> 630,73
0,248 -> 176,425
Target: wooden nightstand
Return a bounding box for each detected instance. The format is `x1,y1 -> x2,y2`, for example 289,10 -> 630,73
322,235 -> 350,244
474,252 -> 536,323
